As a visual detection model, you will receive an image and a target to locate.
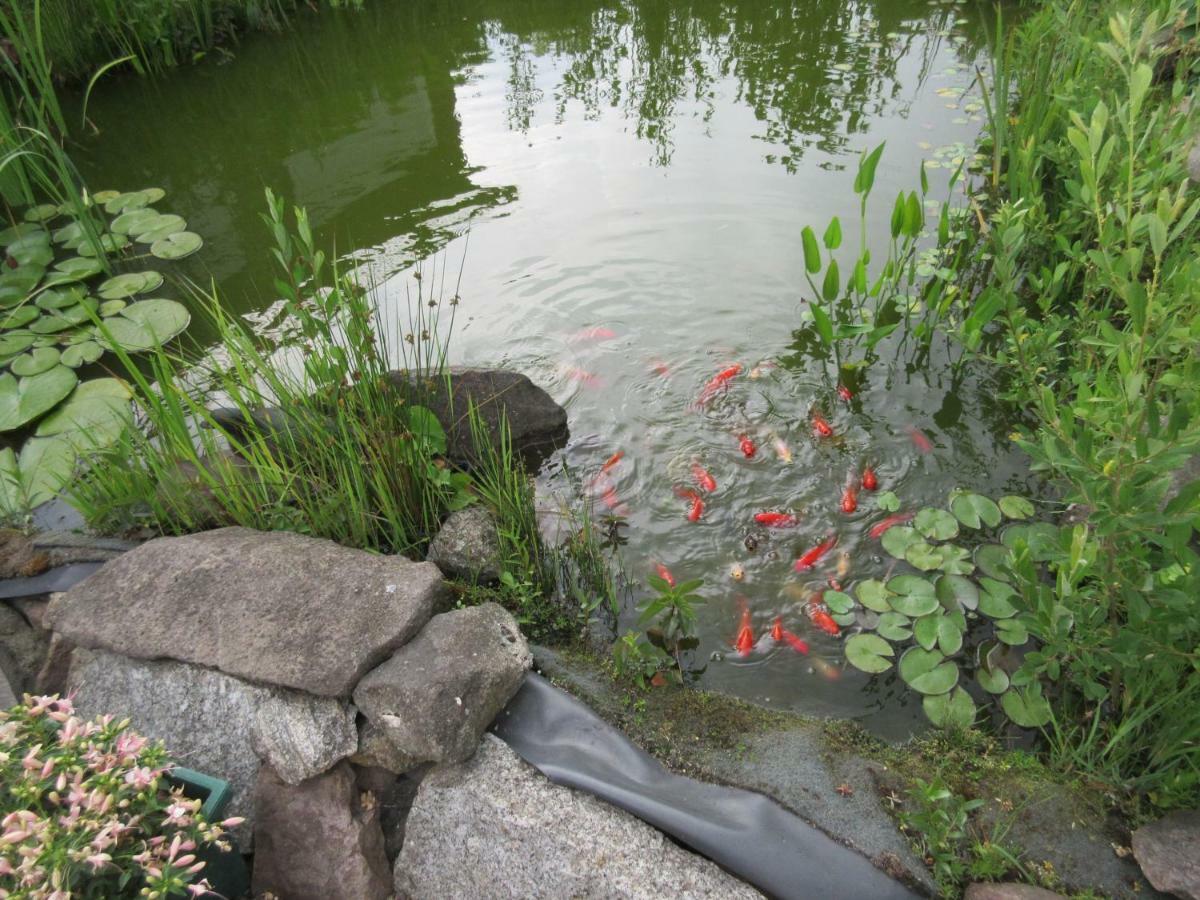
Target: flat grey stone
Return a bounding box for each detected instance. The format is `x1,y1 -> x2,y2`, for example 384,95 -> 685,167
354,604 -> 530,768
426,505 -> 502,583
251,691 -> 358,785
395,734 -> 763,899
1132,809 -> 1200,900
45,527 -> 447,697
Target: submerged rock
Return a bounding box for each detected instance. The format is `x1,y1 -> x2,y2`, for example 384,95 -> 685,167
353,604 -> 530,770
45,527 -> 446,697
395,734 -> 763,899
425,505 -> 502,583
1132,809 -> 1200,900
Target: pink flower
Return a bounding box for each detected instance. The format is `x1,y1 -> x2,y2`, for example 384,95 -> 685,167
124,766 -> 155,789
85,852 -> 112,870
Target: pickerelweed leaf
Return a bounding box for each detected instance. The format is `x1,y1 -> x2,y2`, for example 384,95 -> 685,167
149,231 -> 202,261
977,665 -> 1009,694
936,574 -> 978,611
845,633 -> 895,673
97,299 -> 190,352
59,341 -> 104,368
951,491 -> 1002,529
1001,683 -> 1052,728
10,348 -> 61,376
999,495 -> 1034,519
0,366 -> 78,431
881,525 -> 920,558
915,507 -> 959,540
824,590 -> 854,614
923,686 -> 975,729
1001,522 -> 1060,560
876,611 -> 912,641
975,543 -> 1012,581
856,579 -> 893,612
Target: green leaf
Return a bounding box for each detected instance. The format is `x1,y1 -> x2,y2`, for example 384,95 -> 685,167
936,545 -> 974,575
149,231 -> 202,260
810,305 -> 834,347
905,540 -> 944,571
914,613 -> 940,650
887,576 -> 938,617
899,646 -> 958,695
876,612 -> 912,641
937,614 -> 964,655
407,405 -> 447,456
823,217 -> 843,250
802,227 -> 821,274
881,525 -> 920,558
923,687 -> 975,729
824,590 -> 853,614
856,579 -> 893,613
978,578 -> 1018,619
10,348 -> 61,376
935,574 -> 978,611
915,507 -> 959,540
0,366 -> 77,431
821,259 -> 840,303
974,544 -> 1012,581
1001,683 -> 1052,728
995,618 -> 1028,646
16,433 -> 76,507
97,271 -> 164,299
877,491 -> 900,512
59,341 -> 104,368
855,143 -> 885,196
96,299 -> 190,352
34,377 -> 132,446
977,665 -> 1009,694
950,491 -> 1002,529
845,633 -> 894,673
998,495 -> 1034,519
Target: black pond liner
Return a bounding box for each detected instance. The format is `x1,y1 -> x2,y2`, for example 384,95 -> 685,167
0,562 -> 103,598
493,673 -> 920,900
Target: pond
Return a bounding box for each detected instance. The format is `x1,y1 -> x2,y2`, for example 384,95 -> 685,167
75,0 -> 1036,739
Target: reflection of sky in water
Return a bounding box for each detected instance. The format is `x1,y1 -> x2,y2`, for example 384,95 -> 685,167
75,0 -> 1024,738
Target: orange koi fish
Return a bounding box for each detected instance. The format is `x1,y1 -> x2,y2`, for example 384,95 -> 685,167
650,360 -> 670,377
600,486 -> 621,510
869,512 -> 913,539
655,563 -> 676,588
808,602 -> 842,636
738,435 -> 757,458
601,450 -> 624,473
570,326 -> 616,342
841,482 -> 858,514
861,465 -> 878,491
691,462 -> 717,493
836,384 -> 854,402
735,606 -> 755,656
697,363 -> 743,405
754,511 -> 798,528
794,534 -> 838,572
812,413 -> 834,437
561,365 -> 601,387
674,486 -> 704,522
772,617 -> 810,654
811,656 -> 842,681
907,426 -> 932,453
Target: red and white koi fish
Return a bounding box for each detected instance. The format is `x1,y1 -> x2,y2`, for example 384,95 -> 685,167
738,434 -> 757,458
601,450 -> 624,473
812,413 -> 834,437
794,534 -> 838,572
754,511 -> 798,528
836,384 -> 854,402
841,482 -> 858,514
691,462 -> 717,493
771,617 -> 810,654
869,512 -> 913,539
697,363 -> 743,405
674,486 -> 704,522
735,606 -> 755,656
570,326 -> 616,343
907,426 -> 933,453
655,563 -> 676,588
861,465 -> 878,491
808,600 -> 842,636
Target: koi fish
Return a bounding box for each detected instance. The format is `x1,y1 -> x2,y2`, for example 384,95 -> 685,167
841,483 -> 858,514
735,606 -> 755,656
655,563 -> 676,587
739,435 -> 757,458
771,616 -> 784,642
869,512 -> 913,539
600,486 -> 621,510
601,451 -> 624,473
754,512 -> 798,528
772,436 -> 793,464
812,413 -> 834,437
560,365 -> 601,387
836,384 -> 854,402
861,465 -> 878,491
570,326 -> 616,343
650,360 -> 670,377
808,602 -> 842,636
907,426 -> 932,453
794,534 -> 838,572
836,550 -> 851,579
811,656 -> 842,681
827,577 -> 844,591
729,563 -> 745,581
691,462 -> 717,493
697,363 -> 743,405
675,486 -> 704,522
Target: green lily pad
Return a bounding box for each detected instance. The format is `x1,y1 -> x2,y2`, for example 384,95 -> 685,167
899,646 -> 958,695
936,574 -> 978,611
831,610 -> 857,627
96,298 -> 190,352
0,433 -> 76,514
59,341 -> 103,368
876,612 -> 912,641
23,204 -> 59,223
10,348 -> 61,376
999,495 -> 1034,519
35,377 -> 132,445
914,613 -> 941,651
978,578 -> 1018,618
995,618 -> 1029,646
823,590 -> 854,614
150,231 -> 202,261
881,525 -> 920,558
856,579 -> 893,612
936,545 -> 974,575
98,299 -> 126,316
91,190 -> 121,203
49,256 -> 103,283
977,665 -> 1010,694
975,544 -> 1012,581
905,540 -> 944,571
886,576 -> 939,616
97,270 -> 163,299
0,365 -> 78,431
845,633 -> 895,673
7,233 -> 53,268
104,191 -> 151,215
30,300 -> 97,333
51,222 -> 83,246
876,490 -> 900,512
0,307 -> 38,330
78,232 -> 130,257
1001,683 -> 1052,728
141,187 -> 166,204
132,213 -> 187,243
938,614 -> 964,655
0,223 -> 41,245
35,286 -> 88,310
110,208 -> 160,236
951,491 -> 1002,529
923,686 -> 975,729
915,507 -> 959,540
0,333 -> 35,356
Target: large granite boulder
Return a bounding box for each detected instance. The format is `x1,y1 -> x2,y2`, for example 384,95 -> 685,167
393,367 -> 568,471
353,604 -> 530,770
68,649 -> 357,847
252,762 -> 392,900
395,734 -> 763,899
425,505 -> 502,583
45,527 -> 447,697
1132,809 -> 1200,900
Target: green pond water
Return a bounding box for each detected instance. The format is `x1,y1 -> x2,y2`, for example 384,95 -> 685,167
75,0 -> 1037,738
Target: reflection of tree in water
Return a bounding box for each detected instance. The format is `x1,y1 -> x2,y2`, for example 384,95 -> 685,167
478,0 -> 986,169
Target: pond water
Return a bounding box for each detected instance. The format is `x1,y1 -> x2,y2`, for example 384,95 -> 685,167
75,0 -> 1037,738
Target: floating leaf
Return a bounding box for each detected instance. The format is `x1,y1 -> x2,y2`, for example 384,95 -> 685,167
923,687 -> 975,728
23,204 -> 59,223
99,299 -> 127,316
60,341 -> 104,368
845,633 -> 895,673
0,366 -> 78,431
905,540 -> 944,571
97,271 -> 163,299
831,610 -> 857,627
995,618 -> 1029,646
999,495 -> 1034,519
915,507 -> 959,540
7,234 -> 53,268
936,545 -> 974,575
877,490 -> 900,512
77,233 -> 130,257
938,614 -> 964,655
110,208 -> 160,236
133,214 -> 187,243
1001,683 -> 1052,728
104,190 -> 151,214
149,231 -> 202,261
856,579 -> 893,612
978,578 -> 1018,619
91,190 -> 120,203
936,574 -> 978,611
977,665 -> 1010,694
0,223 -> 41,245
899,646 -> 958,694
10,348 -> 61,376
881,525 -> 920,558
824,590 -> 854,614
951,491 -> 1002,528
35,286 -> 88,310
0,307 -> 38,330
15,433 -> 76,507
51,221 -> 83,247
48,256 -> 103,283
96,299 -> 190,352
1001,522 -> 1060,560
35,377 -> 132,445
914,614 -> 940,650
0,333 -> 35,356
975,544 -> 1012,581
876,612 -> 912,641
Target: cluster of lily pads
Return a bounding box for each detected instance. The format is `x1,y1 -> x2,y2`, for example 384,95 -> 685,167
828,489 -> 1057,730
0,189 -> 199,515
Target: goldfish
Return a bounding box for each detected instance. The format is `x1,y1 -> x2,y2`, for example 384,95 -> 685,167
907,426 -> 933,453
836,384 -> 854,402
650,360 -> 670,377
730,563 -> 745,581
808,602 -> 842,636
675,486 -> 704,522
795,534 -> 838,572
570,326 -> 616,343
691,462 -> 717,493
771,617 -> 784,642
754,512 -> 798,528
772,436 -> 793,464
861,465 -> 878,491
810,656 -> 842,681
601,450 -> 624,473
841,482 -> 858,514
600,486 -> 621,510
735,606 -> 755,656
836,550 -> 851,579
739,435 -> 757,458
697,363 -> 743,405
869,512 -> 914,539
655,563 -> 676,588
781,628 -> 810,655
812,413 -> 834,437
560,365 -> 601,387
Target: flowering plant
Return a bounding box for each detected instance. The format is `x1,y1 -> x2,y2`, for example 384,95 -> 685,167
0,694 -> 242,899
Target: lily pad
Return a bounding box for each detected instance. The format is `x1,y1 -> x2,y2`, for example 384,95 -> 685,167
936,545 -> 974,575
905,540 -> 944,571
975,544 -> 1012,581
951,491 -> 1002,529
150,231 -> 202,261
104,190 -> 151,215
914,613 -> 941,651
7,234 -> 53,268
0,223 -> 41,245
132,213 -> 187,242
923,687 -> 975,729
0,366 -> 78,431
35,377 -> 132,445
50,256 -> 104,282
881,525 -> 920,558
995,618 -> 1029,646
91,190 -> 121,203
1001,683 -> 1052,728
899,646 -> 958,695
937,614 -> 964,655
845,633 -> 895,673
877,490 -> 900,512
0,333 -> 35,356
978,578 -> 1018,618
141,187 -> 166,204
977,665 -> 1010,694
59,341 -> 104,368
98,299 -> 126,316
915,507 -> 959,540
856,579 -> 893,612
23,204 -> 59,223
77,232 -> 130,257
97,271 -> 163,299
823,590 -> 854,614
876,612 -> 912,641
51,222 -> 83,246
886,576 -> 938,616
0,434 -> 76,513
936,574 -> 978,611
110,208 -> 160,236
97,298 -> 190,352
0,307 -> 38,330
10,348 -> 61,376
999,495 -> 1034,519
35,286 -> 88,310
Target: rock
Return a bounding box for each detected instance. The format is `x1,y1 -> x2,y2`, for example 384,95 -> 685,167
425,506 -> 502,583
392,367 -> 568,471
252,762 -> 392,900
30,531 -> 139,567
45,527 -> 447,697
395,734 -> 763,899
354,764 -> 426,863
11,596 -> 48,630
964,885 -> 1067,900
0,667 -> 15,709
33,632 -> 73,695
68,649 -> 357,848
352,719 -> 415,773
0,602 -> 48,695
0,530 -> 50,579
1132,809 -> 1200,900
353,604 -> 530,768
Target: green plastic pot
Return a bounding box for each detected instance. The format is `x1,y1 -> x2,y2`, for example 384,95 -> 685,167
166,767 -> 250,900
